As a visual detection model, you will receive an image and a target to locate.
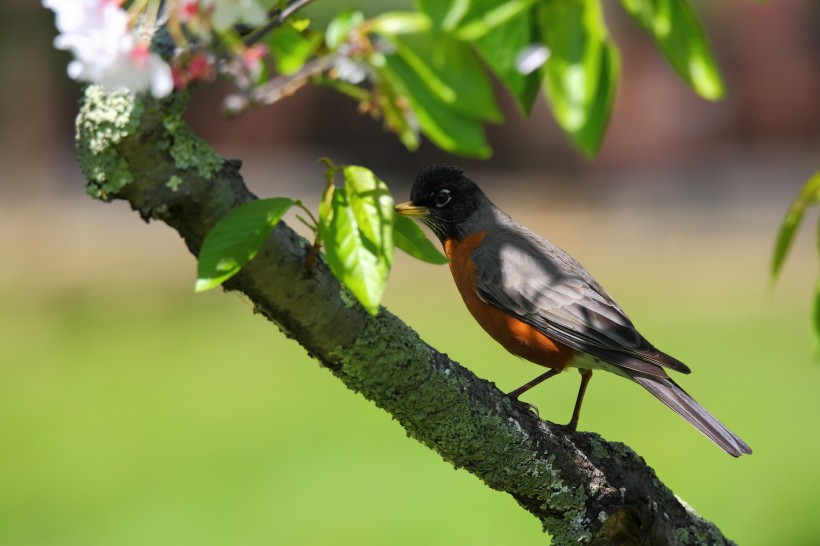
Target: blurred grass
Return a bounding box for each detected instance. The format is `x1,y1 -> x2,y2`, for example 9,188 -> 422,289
2,198 -> 820,545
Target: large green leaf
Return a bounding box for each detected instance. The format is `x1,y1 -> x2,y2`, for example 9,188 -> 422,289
416,0 -> 535,37
342,166 -> 394,276
474,7 -> 541,114
454,0 -> 539,40
537,0 -> 620,157
393,214 -> 449,264
620,0 -> 725,100
379,56 -> 490,158
195,198 -> 294,292
415,0 -> 468,31
381,32 -> 503,123
771,172 -> 820,281
319,186 -> 386,315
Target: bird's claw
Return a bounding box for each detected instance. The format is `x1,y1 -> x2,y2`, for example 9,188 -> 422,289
514,400 -> 541,419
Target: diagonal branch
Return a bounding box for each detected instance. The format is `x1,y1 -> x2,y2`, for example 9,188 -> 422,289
74,86 -> 737,546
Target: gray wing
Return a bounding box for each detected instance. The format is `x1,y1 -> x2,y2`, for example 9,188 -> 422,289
473,228 -> 690,376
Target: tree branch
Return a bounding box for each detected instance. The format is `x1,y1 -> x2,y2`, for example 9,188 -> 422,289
75,86 -> 737,546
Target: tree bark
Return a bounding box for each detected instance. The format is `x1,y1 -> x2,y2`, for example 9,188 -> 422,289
74,86 -> 737,546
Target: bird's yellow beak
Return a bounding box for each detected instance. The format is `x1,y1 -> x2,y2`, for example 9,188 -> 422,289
395,201 -> 429,217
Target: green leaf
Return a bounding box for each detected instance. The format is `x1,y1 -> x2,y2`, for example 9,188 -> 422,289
342,165 -> 395,276
474,7 -> 541,114
381,31 -> 503,123
772,172 -> 820,282
326,9 -> 365,49
267,23 -> 322,75
416,0 -> 470,31
537,0 -> 621,157
195,198 -> 294,292
369,12 -> 431,35
319,187 -> 386,315
379,56 -> 491,157
417,0 -> 536,39
393,214 -> 449,264
620,0 -> 725,100
455,0 -> 539,41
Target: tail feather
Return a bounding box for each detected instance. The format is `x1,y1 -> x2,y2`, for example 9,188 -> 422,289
630,374 -> 752,457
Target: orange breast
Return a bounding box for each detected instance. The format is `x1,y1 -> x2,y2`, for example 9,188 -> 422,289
444,233 -> 576,371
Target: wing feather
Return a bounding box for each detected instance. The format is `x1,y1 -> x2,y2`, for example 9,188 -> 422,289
473,227 -> 690,375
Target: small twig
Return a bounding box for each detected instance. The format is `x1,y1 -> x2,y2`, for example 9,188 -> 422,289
224,58 -> 327,115
244,0 -> 318,46
312,76 -> 371,102
249,58 -> 326,106
294,200 -> 322,268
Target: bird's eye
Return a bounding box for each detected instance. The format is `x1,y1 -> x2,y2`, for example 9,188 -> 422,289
435,189 -> 452,207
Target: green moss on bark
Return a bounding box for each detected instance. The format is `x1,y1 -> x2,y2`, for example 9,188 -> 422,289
159,92 -> 223,179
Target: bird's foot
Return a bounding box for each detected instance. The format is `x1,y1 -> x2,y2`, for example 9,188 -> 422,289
557,419 -> 579,432
512,399 -> 541,419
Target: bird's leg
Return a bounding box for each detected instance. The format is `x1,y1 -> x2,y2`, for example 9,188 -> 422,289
507,368 -> 561,400
565,370 -> 593,431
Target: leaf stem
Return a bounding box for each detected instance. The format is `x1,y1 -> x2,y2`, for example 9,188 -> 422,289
294,199 -> 323,268
294,200 -> 319,232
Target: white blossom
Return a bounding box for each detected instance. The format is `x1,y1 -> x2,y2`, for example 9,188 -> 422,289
43,0 -> 173,98
332,55 -> 368,85
331,43 -> 373,85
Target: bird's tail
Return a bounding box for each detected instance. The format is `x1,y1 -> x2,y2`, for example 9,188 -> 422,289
630,373 -> 752,457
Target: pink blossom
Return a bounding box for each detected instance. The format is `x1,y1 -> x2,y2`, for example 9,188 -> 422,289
172,51 -> 216,90
178,0 -> 202,23
241,44 -> 268,82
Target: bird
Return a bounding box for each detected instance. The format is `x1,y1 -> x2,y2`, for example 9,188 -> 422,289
395,164 -> 752,457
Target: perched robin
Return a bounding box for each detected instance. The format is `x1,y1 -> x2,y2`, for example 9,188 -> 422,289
395,165 -> 751,457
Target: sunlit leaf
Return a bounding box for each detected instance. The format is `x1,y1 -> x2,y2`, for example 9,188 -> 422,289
379,57 -> 491,157
267,23 -> 322,75
415,0 -> 472,31
319,187 -> 385,315
474,7 -> 541,114
537,0 -> 620,157
343,165 -> 394,276
195,198 -> 294,292
455,0 -> 538,41
369,12 -> 431,35
380,31 -> 503,123
771,172 -> 820,282
620,0 -> 725,100
393,214 -> 448,264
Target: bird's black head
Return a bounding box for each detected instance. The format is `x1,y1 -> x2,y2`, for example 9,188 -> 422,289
395,165 -> 491,242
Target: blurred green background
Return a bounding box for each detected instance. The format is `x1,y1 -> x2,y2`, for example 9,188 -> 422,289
3,0 -> 820,545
